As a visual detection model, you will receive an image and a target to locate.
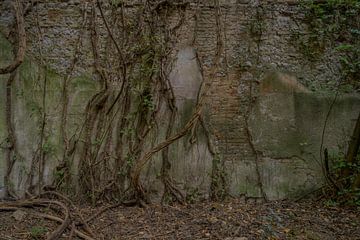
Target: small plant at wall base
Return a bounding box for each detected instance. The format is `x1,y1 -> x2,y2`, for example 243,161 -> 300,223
327,152 -> 360,206
210,154 -> 227,200
325,112 -> 360,206
29,226 -> 48,240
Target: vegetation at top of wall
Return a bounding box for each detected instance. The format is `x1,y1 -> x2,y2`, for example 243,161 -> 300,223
292,0 -> 360,92
288,1 -> 360,206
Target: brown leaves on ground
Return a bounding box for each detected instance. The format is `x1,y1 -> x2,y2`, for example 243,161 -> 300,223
0,198 -> 359,240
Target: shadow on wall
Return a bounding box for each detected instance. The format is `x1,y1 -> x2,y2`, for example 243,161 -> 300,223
247,71 -> 360,200
260,71 -> 310,94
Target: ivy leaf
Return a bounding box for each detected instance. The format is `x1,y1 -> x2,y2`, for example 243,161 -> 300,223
335,44 -> 354,52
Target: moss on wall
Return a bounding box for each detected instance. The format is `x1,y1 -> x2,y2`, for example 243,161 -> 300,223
0,33 -> 99,196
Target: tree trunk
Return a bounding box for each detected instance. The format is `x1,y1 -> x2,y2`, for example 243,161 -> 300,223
343,111 -> 360,187
346,112 -> 360,165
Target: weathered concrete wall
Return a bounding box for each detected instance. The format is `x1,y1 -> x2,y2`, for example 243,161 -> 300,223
0,33 -> 100,197
141,46 -> 213,200
0,0 -> 359,200
249,91 -> 360,199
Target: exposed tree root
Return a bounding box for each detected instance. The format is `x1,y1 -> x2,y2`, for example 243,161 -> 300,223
41,191 -> 95,237
0,199 -> 69,240
84,202 -> 123,224
0,197 -> 94,240
35,213 -> 94,240
45,200 -> 71,240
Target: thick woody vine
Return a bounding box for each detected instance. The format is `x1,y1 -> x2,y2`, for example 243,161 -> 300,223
131,0 -> 225,203
0,0 -> 224,238
1,0 -> 26,198
56,0 -> 226,204
75,0 -> 189,203
0,0 -> 258,238
1,0 -> 227,206
243,3 -> 268,201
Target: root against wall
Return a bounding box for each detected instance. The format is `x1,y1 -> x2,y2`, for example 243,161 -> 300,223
2,0 -> 26,198
2,0 -> 227,204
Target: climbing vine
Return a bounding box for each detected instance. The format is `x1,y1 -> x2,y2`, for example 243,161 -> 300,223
0,0 -> 228,205
1,0 -> 26,198
244,2 -> 268,201
69,0 -> 225,204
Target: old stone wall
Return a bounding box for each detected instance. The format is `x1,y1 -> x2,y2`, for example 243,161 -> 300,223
0,0 -> 359,200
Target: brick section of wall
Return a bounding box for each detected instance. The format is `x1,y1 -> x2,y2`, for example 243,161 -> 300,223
192,0 -> 343,157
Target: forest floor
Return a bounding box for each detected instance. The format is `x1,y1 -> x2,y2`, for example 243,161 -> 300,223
0,198 -> 359,240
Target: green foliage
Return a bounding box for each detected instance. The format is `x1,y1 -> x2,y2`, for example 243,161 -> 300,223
29,226 -> 47,239
249,6 -> 266,44
110,0 -> 122,7
130,33 -> 162,117
302,0 -> 360,49
119,122 -> 135,137
328,151 -> 360,206
185,187 -> 200,203
324,198 -> 338,207
91,138 -> 102,146
27,101 -> 42,118
337,187 -> 360,206
54,168 -> 65,182
331,152 -> 360,177
292,0 -> 360,91
125,153 -> 135,168
42,139 -> 55,155
161,191 -> 174,204
141,91 -> 155,112
210,154 -> 227,200
336,43 -> 360,90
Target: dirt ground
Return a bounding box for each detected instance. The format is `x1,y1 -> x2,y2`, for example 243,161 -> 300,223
0,198 -> 359,240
